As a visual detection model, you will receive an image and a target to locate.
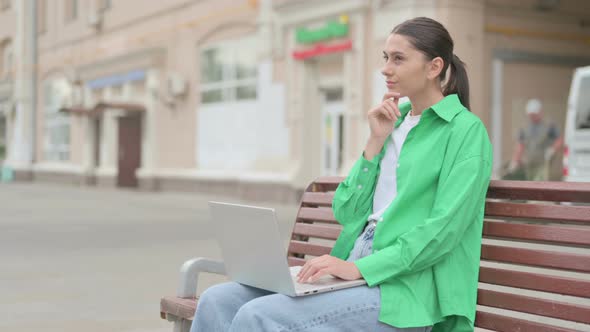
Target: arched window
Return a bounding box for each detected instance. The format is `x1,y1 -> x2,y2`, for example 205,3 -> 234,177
199,35 -> 258,104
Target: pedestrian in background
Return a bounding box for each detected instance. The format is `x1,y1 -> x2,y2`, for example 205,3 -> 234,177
508,98 -> 563,181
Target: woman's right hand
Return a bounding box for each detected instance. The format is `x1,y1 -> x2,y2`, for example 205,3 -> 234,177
367,92 -> 402,140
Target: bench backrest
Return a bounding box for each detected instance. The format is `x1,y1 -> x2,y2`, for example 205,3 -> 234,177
287,177 -> 590,331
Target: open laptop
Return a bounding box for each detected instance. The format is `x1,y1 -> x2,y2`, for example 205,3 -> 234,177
208,201 -> 367,297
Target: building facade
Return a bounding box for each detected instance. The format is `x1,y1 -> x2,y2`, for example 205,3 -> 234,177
2,0 -> 590,202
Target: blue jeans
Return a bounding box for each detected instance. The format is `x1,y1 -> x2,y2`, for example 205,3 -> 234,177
347,219 -> 378,262
190,281 -> 432,332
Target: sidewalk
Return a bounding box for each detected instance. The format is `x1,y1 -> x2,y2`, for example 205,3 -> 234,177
3,182 -> 588,332
0,182 -> 298,332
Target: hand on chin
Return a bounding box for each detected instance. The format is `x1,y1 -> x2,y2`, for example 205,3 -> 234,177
388,89 -> 406,99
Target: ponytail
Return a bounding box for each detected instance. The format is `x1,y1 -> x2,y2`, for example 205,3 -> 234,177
443,54 -> 470,110
392,18 -> 470,110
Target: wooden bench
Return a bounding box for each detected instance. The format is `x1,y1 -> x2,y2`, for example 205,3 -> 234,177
160,177 -> 590,332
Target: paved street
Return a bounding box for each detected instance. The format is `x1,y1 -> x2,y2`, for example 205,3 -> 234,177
0,182 -> 298,332
1,182 -> 589,332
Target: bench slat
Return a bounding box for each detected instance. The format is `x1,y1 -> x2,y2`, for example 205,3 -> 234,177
160,296 -> 197,321
481,244 -> 590,272
487,180 -> 590,203
292,223 -> 341,240
483,220 -> 590,246
288,240 -> 332,257
485,201 -> 590,224
479,266 -> 590,298
301,192 -> 334,207
313,176 -> 345,186
312,178 -> 590,202
288,257 -> 306,266
475,310 -> 580,332
477,289 -> 590,324
297,207 -> 338,224
312,177 -> 344,192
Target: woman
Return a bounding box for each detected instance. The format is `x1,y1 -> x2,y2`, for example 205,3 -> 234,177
191,16 -> 492,332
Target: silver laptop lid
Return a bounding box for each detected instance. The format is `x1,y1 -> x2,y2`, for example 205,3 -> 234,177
208,201 -> 296,295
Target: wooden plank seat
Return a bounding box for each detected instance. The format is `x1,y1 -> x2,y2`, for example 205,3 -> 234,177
160,178 -> 590,332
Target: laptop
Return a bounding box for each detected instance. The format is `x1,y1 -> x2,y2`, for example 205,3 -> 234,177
208,201 -> 367,297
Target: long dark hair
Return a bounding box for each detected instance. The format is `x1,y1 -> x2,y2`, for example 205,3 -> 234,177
391,17 -> 470,110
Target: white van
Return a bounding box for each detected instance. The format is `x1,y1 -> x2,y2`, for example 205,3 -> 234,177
563,65 -> 590,182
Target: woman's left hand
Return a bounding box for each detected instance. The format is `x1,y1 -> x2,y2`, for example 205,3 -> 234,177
296,255 -> 363,283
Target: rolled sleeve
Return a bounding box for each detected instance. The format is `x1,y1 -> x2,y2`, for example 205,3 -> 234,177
332,147 -> 386,226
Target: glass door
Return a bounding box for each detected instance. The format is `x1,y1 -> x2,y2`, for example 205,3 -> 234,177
321,87 -> 344,176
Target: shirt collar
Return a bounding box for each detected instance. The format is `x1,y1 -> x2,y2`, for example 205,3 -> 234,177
396,94 -> 465,126
430,94 -> 465,122
394,102 -> 413,128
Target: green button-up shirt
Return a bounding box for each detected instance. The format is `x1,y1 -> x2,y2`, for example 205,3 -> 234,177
331,94 -> 492,331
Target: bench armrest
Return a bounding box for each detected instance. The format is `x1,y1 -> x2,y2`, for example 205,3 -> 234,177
177,257 -> 226,298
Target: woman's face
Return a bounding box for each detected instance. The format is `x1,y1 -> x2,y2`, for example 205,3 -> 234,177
380,33 -> 432,98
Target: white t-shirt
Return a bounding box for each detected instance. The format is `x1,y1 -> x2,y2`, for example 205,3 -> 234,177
368,113 -> 421,222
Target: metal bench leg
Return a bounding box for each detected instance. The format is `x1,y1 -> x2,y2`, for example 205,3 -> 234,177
173,318 -> 192,332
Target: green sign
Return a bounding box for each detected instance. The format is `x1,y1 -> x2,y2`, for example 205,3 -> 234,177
296,16 -> 349,44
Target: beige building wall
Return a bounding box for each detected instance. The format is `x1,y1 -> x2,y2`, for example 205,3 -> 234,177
4,0 -> 589,201
33,0 -> 260,187
0,2 -> 16,41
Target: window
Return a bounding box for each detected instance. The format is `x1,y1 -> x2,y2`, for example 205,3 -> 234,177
43,79 -> 71,161
64,0 -> 78,22
575,75 -> 590,130
98,0 -> 111,11
37,0 -> 47,34
199,36 -> 258,104
0,41 -> 12,79
0,114 -> 6,162
0,0 -> 10,11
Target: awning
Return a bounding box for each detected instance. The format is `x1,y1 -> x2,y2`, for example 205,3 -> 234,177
59,102 -> 146,117
59,106 -> 93,115
92,102 -> 146,114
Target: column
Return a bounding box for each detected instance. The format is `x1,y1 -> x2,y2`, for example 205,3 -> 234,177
6,0 -> 35,180
137,69 -> 159,190
96,86 -> 117,186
